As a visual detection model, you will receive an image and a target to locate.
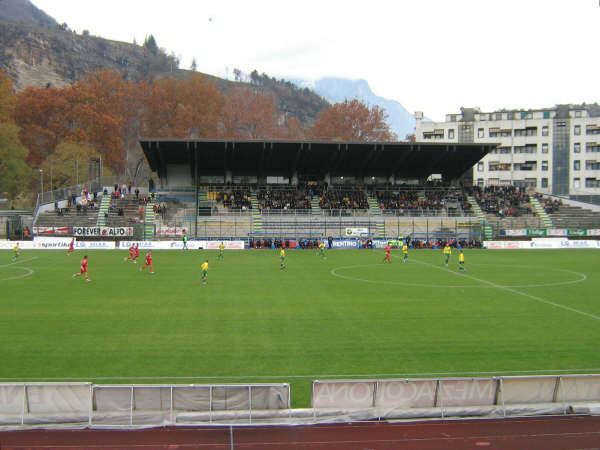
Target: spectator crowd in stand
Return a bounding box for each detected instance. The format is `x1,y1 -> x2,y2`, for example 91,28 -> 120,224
215,187 -> 251,211
375,188 -> 472,215
319,189 -> 368,210
533,193 -> 562,214
257,188 -> 310,211
469,185 -> 531,217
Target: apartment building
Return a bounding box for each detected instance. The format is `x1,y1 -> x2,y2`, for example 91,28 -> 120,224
415,105 -> 600,197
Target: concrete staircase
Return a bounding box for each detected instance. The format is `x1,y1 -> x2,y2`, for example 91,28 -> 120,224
529,197 -> 553,228
310,196 -> 321,215
95,195 -> 111,227
467,194 -> 494,240
367,195 -> 382,216
144,201 -> 155,240
250,193 -> 262,233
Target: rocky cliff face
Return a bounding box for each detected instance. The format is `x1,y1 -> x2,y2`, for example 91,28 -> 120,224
0,20 -> 328,125
0,21 -> 176,89
0,0 -> 57,28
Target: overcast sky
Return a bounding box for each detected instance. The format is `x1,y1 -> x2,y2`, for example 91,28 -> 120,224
33,0 -> 600,121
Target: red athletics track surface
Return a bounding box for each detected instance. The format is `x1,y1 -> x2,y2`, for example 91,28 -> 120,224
2,416 -> 600,449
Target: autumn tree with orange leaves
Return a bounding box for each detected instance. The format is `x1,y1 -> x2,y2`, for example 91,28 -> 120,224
311,99 -> 395,142
222,86 -> 281,139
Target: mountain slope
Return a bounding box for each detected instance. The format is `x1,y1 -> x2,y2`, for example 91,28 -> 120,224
298,77 -> 415,139
0,0 -> 57,28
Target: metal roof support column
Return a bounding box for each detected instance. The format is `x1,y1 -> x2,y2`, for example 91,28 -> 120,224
194,146 -> 198,238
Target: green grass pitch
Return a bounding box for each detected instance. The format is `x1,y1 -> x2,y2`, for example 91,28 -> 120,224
1,247 -> 600,407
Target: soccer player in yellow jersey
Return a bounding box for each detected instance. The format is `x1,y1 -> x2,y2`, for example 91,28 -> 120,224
279,247 -> 286,270
458,250 -> 465,271
402,243 -> 408,263
443,244 -> 452,266
318,241 -> 326,259
201,259 -> 209,284
12,242 -> 20,262
218,242 -> 224,259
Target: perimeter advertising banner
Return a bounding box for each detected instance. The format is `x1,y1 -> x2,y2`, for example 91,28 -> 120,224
72,227 -> 133,237
344,227 -> 369,238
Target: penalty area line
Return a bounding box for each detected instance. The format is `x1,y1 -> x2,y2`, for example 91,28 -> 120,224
412,259 -> 600,322
2,368 -> 600,381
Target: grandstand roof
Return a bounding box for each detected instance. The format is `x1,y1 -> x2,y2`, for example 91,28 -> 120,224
140,139 -> 495,180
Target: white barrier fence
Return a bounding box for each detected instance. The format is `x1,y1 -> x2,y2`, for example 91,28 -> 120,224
312,375 -> 600,419
484,239 -> 600,249
0,383 -> 289,427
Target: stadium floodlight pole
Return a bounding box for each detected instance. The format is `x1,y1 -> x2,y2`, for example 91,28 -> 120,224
39,169 -> 44,204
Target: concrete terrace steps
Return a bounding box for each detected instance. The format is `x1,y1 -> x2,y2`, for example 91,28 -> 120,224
250,193 -> 262,232
310,196 -> 321,215
529,197 -> 553,228
466,194 -> 493,240
367,195 -> 382,216
95,195 -> 111,227
549,205 -> 600,228
144,201 -> 155,240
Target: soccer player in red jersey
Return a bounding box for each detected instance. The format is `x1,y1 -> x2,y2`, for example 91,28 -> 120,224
140,250 -> 154,274
72,255 -> 91,282
67,238 -> 75,256
124,243 -> 137,263
133,244 -> 140,262
383,243 -> 392,263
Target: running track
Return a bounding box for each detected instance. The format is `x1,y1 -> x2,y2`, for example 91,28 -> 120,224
2,416 -> 600,449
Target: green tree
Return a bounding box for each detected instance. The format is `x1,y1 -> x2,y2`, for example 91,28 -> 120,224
41,141 -> 105,189
143,34 -> 158,55
190,58 -> 197,72
0,122 -> 30,201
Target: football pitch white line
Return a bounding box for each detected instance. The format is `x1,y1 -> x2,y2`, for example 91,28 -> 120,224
330,263 -> 587,289
0,266 -> 34,282
1,368 -> 600,381
412,259 -> 600,322
0,256 -> 38,268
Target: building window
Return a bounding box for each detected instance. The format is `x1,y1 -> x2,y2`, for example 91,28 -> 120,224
575,110 -> 582,118
585,178 -> 600,188
542,126 -> 549,136
507,112 -> 513,120
477,178 -> 484,187
574,178 -> 580,189
477,162 -> 484,172
574,160 -> 580,171
542,143 -> 549,153
543,111 -> 550,119
477,128 -> 484,138
541,160 -> 548,171
574,125 -> 581,135
541,178 -> 548,188
586,160 -> 600,170
574,143 -> 581,153
448,129 -> 455,139
495,112 -> 502,120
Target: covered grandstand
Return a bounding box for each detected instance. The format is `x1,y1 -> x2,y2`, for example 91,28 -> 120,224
140,139 -> 496,241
